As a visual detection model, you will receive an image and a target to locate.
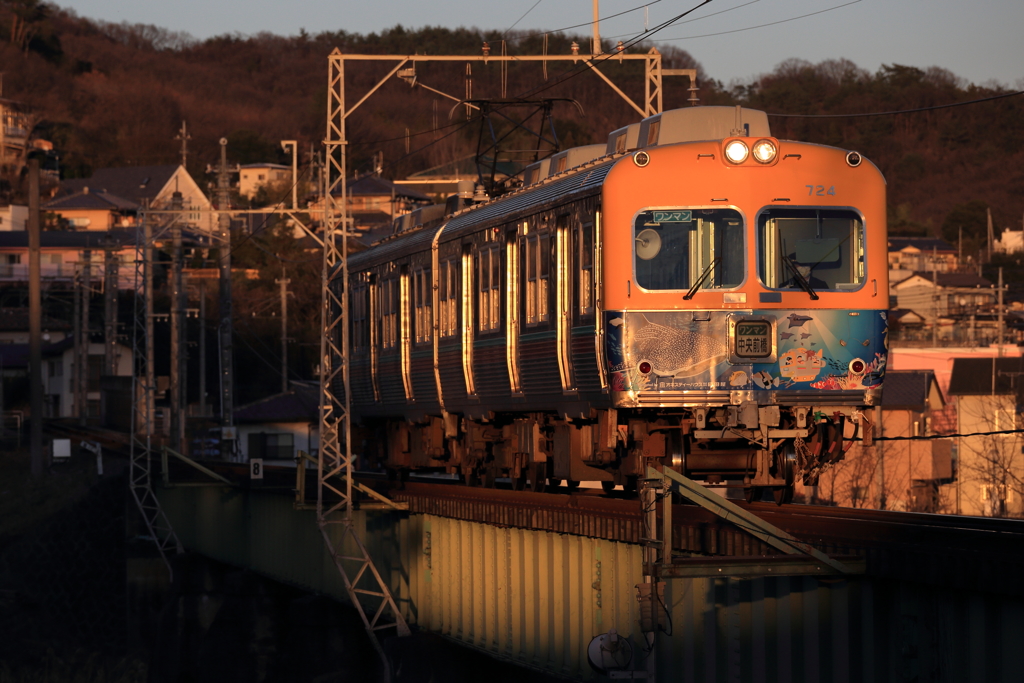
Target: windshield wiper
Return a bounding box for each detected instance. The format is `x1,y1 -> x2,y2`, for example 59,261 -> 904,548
683,256 -> 721,300
781,254 -> 819,300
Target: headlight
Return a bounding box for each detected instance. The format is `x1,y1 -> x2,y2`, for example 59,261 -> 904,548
752,139 -> 777,164
724,140 -> 749,164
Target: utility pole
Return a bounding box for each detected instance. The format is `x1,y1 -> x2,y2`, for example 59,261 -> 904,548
276,269 -> 290,394
216,138 -> 235,441
175,121 -> 191,168
592,0 -> 601,55
998,267 -> 1005,348
281,140 -> 298,210
144,217 -> 155,442
931,257 -> 939,346
77,246 -> 91,425
103,236 -> 119,376
28,159 -> 42,476
169,191 -> 185,453
199,280 -> 207,417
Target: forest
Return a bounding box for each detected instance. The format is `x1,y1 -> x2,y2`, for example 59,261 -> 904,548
1,0 -> 1023,397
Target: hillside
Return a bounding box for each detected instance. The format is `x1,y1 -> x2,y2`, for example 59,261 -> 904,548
0,4 -> 1021,240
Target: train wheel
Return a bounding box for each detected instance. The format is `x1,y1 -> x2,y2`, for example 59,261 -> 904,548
511,468 -> 527,491
773,486 -> 794,505
745,486 -> 763,503
601,480 -> 616,494
529,463 -> 547,493
772,445 -> 796,506
463,467 -> 481,487
549,478 -> 563,489
623,476 -> 638,495
566,480 -> 580,491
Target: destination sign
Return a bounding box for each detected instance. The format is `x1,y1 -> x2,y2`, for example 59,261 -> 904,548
734,320 -> 772,358
652,210 -> 692,223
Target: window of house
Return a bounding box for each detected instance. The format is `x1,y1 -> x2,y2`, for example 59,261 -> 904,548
477,246 -> 501,332
247,432 -> 295,460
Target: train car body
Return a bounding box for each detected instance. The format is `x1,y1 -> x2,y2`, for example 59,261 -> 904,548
343,106 -> 888,501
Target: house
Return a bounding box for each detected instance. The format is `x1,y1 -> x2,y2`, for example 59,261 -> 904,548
44,189 -> 138,230
313,175 -> 431,233
0,98 -> 30,174
887,237 -> 958,273
890,271 -> 999,343
233,386 -> 320,463
947,356 -> 1024,517
0,205 -> 27,231
55,165 -> 215,234
239,163 -> 292,200
0,228 -> 141,290
0,308 -> 71,344
41,336 -> 133,419
995,228 -> 1024,254
815,370 -> 951,512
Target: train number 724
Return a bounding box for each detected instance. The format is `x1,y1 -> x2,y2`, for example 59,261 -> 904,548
806,185 -> 836,196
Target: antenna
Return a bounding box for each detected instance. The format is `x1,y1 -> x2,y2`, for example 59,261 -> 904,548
175,121 -> 191,167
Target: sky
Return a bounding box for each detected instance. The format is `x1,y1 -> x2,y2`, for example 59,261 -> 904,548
54,0 -> 1023,89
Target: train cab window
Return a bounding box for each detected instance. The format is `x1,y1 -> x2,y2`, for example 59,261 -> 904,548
758,208 -> 865,291
380,277 -> 399,349
477,245 -> 501,332
413,267 -> 431,344
632,208 -> 744,291
523,232 -> 551,325
438,258 -> 459,338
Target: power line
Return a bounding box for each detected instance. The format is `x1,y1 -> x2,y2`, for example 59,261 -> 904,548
767,89 -> 1024,118
648,0 -> 862,43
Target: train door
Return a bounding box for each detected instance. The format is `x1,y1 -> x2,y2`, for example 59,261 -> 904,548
460,243 -> 477,397
399,264 -> 413,402
506,225 -> 523,395
555,213 -> 576,393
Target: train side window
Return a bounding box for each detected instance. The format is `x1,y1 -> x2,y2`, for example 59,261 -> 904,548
579,221 -> 595,316
351,281 -> 369,349
758,208 -> 865,291
523,231 -> 551,326
438,258 -> 459,338
477,245 -> 501,332
413,267 -> 432,344
633,208 -> 744,291
380,276 -> 399,349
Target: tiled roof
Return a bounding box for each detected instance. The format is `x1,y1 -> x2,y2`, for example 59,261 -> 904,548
58,165 -> 181,205
909,272 -> 994,288
337,175 -> 430,201
888,237 -> 956,252
0,308 -> 70,332
45,190 -> 139,211
0,228 -> 140,248
948,357 -> 1024,395
881,370 -> 940,409
234,387 -> 319,423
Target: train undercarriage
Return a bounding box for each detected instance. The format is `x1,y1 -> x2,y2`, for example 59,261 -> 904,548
361,406 -> 867,504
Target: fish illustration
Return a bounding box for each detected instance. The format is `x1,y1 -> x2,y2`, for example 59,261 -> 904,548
787,313 -> 813,328
780,332 -> 794,340
800,333 -> 811,339
862,339 -> 870,346
840,340 -> 847,346
632,323 -> 728,378
609,318 -> 625,327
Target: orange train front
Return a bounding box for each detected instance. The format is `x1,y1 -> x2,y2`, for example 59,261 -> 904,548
345,106 -> 888,503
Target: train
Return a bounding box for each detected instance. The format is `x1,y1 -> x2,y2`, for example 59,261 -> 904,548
341,105 -> 888,503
